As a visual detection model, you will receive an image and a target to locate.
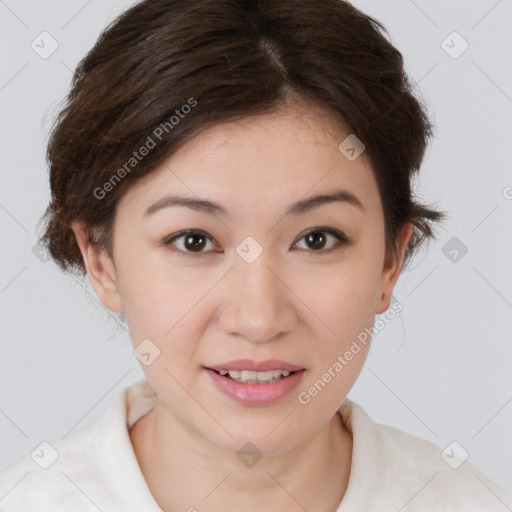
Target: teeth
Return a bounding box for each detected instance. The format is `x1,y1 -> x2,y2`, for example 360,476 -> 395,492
217,369 -> 294,384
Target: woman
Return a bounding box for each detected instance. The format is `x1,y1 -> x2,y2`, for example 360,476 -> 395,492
1,0 -> 510,510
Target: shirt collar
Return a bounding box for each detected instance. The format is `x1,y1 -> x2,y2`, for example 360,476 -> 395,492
94,377 -> 381,511
94,378 -> 162,510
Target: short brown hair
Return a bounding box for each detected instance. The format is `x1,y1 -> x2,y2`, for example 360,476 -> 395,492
39,0 -> 445,276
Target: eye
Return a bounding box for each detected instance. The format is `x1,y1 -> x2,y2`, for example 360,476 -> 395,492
162,227 -> 350,257
163,230 -> 217,255
292,228 -> 349,253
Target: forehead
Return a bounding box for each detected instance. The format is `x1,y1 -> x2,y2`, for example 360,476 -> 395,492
117,104 -> 381,221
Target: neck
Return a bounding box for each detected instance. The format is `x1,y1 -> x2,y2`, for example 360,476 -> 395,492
130,401 -> 352,512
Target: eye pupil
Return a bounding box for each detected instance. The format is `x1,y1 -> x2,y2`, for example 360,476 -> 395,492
167,228 -> 345,256
185,233 -> 206,252
306,231 -> 326,250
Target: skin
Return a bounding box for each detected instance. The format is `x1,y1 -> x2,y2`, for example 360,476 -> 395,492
72,101 -> 412,512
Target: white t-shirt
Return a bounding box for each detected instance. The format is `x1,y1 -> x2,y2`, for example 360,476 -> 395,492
1,378 -> 511,511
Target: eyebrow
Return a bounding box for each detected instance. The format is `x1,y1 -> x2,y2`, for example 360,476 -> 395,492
143,188 -> 364,219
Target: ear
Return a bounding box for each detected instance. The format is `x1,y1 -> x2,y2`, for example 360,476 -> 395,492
375,222 -> 413,315
70,221 -> 124,313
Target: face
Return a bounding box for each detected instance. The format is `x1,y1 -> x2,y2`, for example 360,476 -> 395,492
74,103 -> 411,456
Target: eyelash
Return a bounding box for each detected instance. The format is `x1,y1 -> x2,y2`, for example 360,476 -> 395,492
162,228 -> 350,257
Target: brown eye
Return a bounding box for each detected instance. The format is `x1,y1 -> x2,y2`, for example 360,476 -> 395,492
164,230 -> 215,254
294,228 -> 349,252
183,233 -> 207,252
305,231 -> 328,250
163,227 -> 349,257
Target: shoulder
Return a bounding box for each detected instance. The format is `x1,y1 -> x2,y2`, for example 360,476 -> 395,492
339,400 -> 512,511
0,379 -> 158,511
0,420 -> 119,511
378,422 -> 510,510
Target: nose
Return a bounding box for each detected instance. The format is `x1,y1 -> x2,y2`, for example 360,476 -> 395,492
217,254 -> 298,344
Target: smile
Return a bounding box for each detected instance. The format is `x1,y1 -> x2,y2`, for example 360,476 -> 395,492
204,367 -> 305,406
216,369 -> 294,384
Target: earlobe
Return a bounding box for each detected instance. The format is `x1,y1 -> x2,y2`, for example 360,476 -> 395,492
70,221 -> 124,313
375,223 -> 413,315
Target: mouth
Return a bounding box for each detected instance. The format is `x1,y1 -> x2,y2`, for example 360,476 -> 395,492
208,368 -> 300,385
203,361 -> 306,406
204,359 -> 305,384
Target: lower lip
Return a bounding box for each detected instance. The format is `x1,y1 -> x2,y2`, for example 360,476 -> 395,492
204,368 -> 305,406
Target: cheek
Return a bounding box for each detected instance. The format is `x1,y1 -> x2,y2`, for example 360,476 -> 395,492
296,271 -> 376,416
113,243 -> 188,330
114,252 -> 211,371
311,255 -> 382,343
307,286 -> 374,402
297,250 -> 382,405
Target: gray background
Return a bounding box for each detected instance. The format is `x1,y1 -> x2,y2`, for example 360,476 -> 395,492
1,0 -> 511,501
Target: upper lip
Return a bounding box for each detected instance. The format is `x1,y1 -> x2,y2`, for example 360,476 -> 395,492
205,359 -> 304,372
